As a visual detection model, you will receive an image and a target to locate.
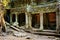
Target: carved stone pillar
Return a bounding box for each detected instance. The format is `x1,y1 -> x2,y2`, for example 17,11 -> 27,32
25,12 -> 29,28
15,13 -> 18,22
56,4 -> 60,34
40,13 -> 43,30
10,14 -> 12,23
13,12 -> 19,26
28,13 -> 32,29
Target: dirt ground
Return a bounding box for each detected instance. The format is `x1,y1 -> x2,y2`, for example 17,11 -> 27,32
0,32 -> 59,40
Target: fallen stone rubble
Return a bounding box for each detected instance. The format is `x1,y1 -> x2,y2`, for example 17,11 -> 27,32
0,22 -> 59,40
0,29 -> 60,40
13,31 -> 27,37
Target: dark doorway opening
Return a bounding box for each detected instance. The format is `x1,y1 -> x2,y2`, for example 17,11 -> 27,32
12,14 -> 16,22
43,12 -> 56,30
32,14 -> 40,29
18,13 -> 25,26
4,9 -> 10,23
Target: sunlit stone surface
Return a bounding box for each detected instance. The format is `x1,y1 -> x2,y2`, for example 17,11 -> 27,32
0,31 -> 59,40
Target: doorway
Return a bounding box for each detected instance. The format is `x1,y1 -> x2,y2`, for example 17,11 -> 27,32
43,12 -> 56,30
18,13 -> 25,26
4,9 -> 10,23
12,14 -> 16,22
32,14 -> 40,29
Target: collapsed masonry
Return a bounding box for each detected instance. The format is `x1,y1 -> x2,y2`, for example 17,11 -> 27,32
0,2 -> 20,33
0,1 -> 60,36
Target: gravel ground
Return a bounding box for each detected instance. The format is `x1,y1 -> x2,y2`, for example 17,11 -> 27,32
0,32 -> 59,40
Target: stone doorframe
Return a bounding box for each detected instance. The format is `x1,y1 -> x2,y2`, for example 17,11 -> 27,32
30,12 -> 44,30
10,11 -> 59,33
10,12 -> 32,28
28,11 -> 59,32
25,12 -> 32,29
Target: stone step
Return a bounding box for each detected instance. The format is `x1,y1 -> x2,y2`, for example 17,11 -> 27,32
31,32 -> 60,37
6,22 -> 21,32
10,26 -> 20,32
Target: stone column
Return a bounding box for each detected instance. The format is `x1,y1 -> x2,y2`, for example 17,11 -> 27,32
56,4 -> 60,34
28,13 -> 32,28
15,13 -> 18,22
56,11 -> 59,34
25,12 -> 29,28
13,12 -> 18,26
10,14 -> 12,23
40,13 -> 43,30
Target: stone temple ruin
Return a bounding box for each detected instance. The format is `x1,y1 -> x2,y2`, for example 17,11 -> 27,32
0,0 -> 60,40
0,2 -> 26,36
0,0 -> 60,37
